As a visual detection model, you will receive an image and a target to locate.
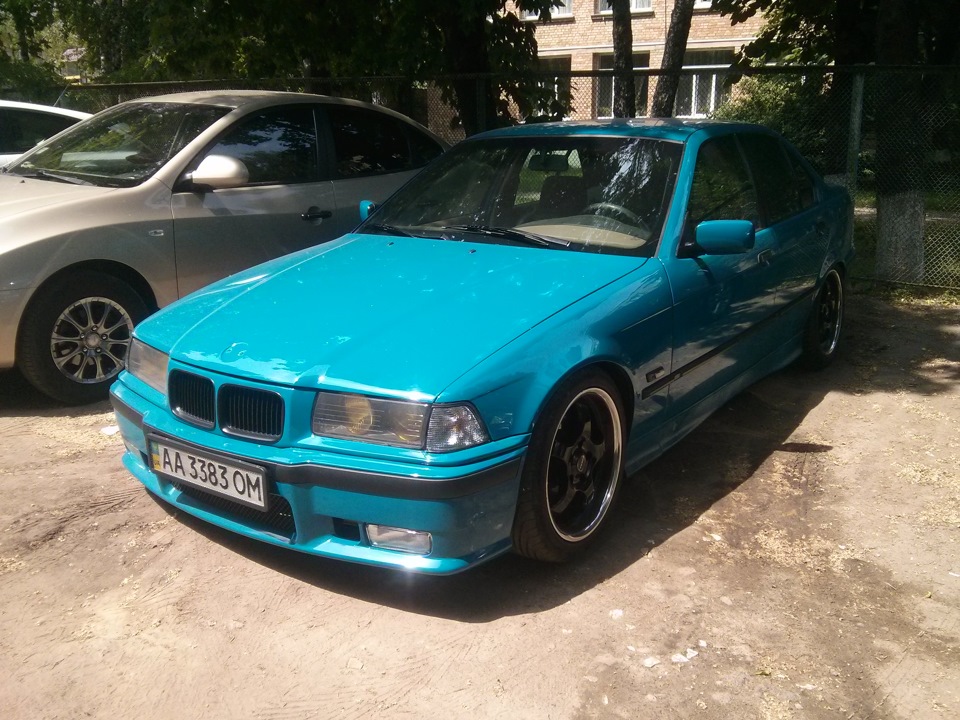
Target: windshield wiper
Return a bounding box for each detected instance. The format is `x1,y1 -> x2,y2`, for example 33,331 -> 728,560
11,168 -> 92,185
440,224 -> 570,248
363,222 -> 418,238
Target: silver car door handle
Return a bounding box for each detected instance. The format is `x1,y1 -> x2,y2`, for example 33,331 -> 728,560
757,249 -> 773,266
302,207 -> 333,221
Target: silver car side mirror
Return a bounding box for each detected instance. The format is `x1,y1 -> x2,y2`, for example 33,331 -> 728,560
186,154 -> 250,190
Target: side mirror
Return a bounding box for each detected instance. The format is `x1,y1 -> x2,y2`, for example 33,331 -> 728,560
186,154 -> 249,190
695,219 -> 755,255
359,200 -> 378,221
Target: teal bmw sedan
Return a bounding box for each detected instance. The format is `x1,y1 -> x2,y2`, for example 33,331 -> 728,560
111,120 -> 853,573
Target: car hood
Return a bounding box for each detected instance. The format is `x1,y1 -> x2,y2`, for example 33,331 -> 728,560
0,174 -> 116,222
147,233 -> 646,398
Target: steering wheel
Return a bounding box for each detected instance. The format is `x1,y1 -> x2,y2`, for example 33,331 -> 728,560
585,202 -> 650,233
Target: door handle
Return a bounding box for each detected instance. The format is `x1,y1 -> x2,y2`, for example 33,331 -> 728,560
302,207 -> 333,221
757,249 -> 773,266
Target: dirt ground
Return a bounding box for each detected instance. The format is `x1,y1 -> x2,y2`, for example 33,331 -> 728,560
0,293 -> 958,720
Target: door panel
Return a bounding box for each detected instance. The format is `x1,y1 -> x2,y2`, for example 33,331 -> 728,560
171,182 -> 337,297
662,134 -> 781,423
170,104 -> 338,297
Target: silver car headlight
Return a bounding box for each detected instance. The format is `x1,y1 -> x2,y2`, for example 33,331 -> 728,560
312,392 -> 489,452
126,339 -> 169,396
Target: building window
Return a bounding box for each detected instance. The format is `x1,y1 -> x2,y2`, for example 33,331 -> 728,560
597,0 -> 652,13
523,0 -> 573,20
693,1 -> 715,10
595,53 -> 650,118
674,49 -> 734,118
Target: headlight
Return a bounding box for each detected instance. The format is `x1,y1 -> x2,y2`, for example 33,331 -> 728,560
312,392 -> 489,452
126,339 -> 169,395
313,392 -> 428,448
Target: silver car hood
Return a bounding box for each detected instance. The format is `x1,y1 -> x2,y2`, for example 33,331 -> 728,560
0,175 -> 117,221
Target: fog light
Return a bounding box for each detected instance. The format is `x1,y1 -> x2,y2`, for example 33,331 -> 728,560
366,524 -> 433,555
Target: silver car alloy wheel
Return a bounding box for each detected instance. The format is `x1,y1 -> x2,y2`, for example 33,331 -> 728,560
50,296 -> 134,384
545,386 -> 623,542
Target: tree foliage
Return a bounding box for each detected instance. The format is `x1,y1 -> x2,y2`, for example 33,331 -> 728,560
714,0 -> 960,283
2,0 -> 561,133
712,0 -> 960,66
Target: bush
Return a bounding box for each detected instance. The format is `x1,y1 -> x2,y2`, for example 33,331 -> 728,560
0,58 -> 67,105
713,73 -> 838,175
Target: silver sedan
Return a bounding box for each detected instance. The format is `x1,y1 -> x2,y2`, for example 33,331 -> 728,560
0,91 -> 447,404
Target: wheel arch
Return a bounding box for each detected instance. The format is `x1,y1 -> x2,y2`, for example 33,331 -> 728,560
16,259 -> 159,356
19,260 -> 158,331
529,359 -> 635,438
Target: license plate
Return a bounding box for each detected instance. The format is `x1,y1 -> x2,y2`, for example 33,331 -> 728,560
148,436 -> 268,510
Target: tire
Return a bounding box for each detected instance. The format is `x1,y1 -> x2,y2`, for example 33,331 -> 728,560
17,272 -> 149,405
800,267 -> 845,370
512,369 -> 626,563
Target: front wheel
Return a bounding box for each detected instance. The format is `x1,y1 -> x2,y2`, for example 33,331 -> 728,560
512,370 -> 625,563
17,272 -> 149,405
800,267 -> 845,369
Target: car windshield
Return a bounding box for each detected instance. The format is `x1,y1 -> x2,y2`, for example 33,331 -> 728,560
362,135 -> 683,255
4,102 -> 230,188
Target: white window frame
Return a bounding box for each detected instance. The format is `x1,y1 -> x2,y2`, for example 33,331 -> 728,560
523,0 -> 574,20
674,49 -> 734,118
597,0 -> 652,14
693,1 -> 715,10
676,66 -> 725,118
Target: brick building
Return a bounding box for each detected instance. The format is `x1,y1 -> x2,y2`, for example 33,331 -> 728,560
516,0 -> 763,118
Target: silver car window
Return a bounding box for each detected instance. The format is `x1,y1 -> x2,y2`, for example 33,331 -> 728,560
6,102 -> 229,187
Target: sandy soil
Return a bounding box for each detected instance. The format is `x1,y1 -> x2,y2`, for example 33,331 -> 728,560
0,294 -> 957,720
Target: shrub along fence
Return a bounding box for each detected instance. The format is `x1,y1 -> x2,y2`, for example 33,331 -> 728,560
43,65 -> 960,290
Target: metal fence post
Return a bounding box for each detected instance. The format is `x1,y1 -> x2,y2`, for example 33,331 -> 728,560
476,77 -> 486,135
846,72 -> 865,198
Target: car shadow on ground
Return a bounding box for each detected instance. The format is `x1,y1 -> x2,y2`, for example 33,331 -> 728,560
0,368 -> 114,418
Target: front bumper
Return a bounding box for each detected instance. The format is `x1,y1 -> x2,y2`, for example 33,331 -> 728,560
111,380 -> 526,574
0,286 -> 30,369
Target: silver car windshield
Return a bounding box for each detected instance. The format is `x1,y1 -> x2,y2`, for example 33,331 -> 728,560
362,135 -> 683,256
5,102 -> 230,188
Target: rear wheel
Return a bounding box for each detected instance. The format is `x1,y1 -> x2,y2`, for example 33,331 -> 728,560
18,272 -> 148,405
512,370 -> 625,563
800,267 -> 845,369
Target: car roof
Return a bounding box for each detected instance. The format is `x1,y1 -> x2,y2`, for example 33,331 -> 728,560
471,118 -> 769,144
110,90 -> 443,140
0,99 -> 90,120
122,90 -> 403,116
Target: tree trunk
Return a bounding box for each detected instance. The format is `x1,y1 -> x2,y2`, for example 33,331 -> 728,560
610,0 -> 635,118
651,0 -> 696,117
874,0 -> 925,283
876,191 -> 925,281
436,6 -> 498,136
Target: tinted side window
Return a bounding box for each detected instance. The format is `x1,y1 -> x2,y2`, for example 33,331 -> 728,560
327,106 -> 410,178
406,126 -> 444,168
207,106 -> 318,185
687,135 -> 759,227
0,109 -> 79,153
739,133 -> 801,225
786,146 -> 817,210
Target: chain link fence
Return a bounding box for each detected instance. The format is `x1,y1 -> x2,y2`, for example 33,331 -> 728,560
34,66 -> 960,290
